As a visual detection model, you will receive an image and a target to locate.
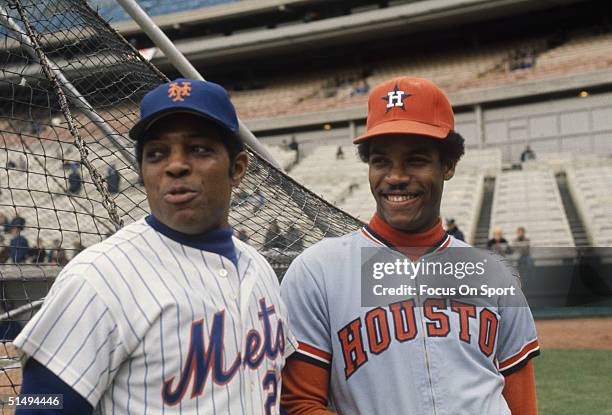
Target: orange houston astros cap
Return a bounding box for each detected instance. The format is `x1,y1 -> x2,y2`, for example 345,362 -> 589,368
353,77 -> 454,144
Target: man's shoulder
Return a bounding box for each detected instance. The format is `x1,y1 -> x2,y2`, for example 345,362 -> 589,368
295,230 -> 364,261
448,236 -> 470,248
62,218 -> 152,275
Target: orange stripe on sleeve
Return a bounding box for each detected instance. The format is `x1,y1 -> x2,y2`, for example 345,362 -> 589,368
297,341 -> 332,365
499,339 -> 540,373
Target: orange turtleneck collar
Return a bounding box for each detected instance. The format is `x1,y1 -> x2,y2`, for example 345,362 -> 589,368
364,213 -> 448,259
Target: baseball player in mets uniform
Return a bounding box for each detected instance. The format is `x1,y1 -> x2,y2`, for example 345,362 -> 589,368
14,79 -> 296,414
280,77 -> 539,414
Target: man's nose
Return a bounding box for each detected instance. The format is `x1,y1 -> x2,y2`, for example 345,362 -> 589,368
384,165 -> 409,187
165,150 -> 190,177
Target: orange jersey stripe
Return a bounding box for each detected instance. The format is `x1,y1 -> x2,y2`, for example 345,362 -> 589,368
297,341 -> 332,364
498,339 -> 540,371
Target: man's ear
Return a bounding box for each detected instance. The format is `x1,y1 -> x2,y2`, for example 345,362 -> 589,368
230,151 -> 249,187
443,161 -> 456,181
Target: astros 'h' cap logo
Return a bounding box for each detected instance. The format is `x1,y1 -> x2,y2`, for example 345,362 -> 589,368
168,81 -> 192,102
382,83 -> 411,112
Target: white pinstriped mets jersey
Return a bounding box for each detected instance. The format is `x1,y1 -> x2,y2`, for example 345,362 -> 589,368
14,216 -> 296,414
281,224 -> 540,415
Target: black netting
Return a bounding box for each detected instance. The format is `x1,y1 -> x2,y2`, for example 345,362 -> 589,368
0,0 -> 360,399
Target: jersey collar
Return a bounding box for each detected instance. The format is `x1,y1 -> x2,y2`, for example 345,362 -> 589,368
145,215 -> 238,267
362,213 -> 450,260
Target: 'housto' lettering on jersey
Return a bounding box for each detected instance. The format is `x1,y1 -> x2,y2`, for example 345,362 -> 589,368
163,299 -> 286,405
337,298 -> 498,379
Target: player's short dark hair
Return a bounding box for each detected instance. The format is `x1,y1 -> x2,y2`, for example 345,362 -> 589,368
356,131 -> 465,167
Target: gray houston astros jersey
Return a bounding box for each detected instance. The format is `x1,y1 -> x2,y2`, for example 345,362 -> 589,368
15,217 -> 296,414
281,227 -> 539,415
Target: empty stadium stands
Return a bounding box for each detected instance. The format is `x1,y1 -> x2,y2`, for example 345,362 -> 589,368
264,144 -> 297,171
226,30 -> 612,121
566,166 -> 612,246
490,170 -> 574,247
440,173 -> 484,245
455,148 -> 502,178
289,144 -> 367,206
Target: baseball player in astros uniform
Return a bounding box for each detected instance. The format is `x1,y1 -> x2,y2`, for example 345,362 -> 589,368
280,77 -> 539,414
14,79 -> 296,414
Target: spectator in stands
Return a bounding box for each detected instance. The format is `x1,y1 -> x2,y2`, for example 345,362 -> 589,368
487,227 -> 512,256
249,189 -> 266,213
72,241 -> 85,259
264,219 -> 286,250
29,238 -> 47,264
289,136 -> 300,162
47,239 -> 68,266
63,159 -> 77,170
513,226 -> 534,286
67,166 -> 82,195
8,225 -> 29,264
336,146 -> 344,160
302,10 -> 322,23
520,145 -> 536,162
235,228 -> 249,242
509,46 -> 536,70
445,218 -> 465,242
106,164 -> 120,194
9,215 -> 25,232
7,159 -> 16,169
350,80 -> 370,96
285,224 -> 304,251
232,188 -> 248,207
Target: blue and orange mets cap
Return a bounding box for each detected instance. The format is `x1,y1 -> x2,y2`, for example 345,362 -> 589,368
128,78 -> 240,142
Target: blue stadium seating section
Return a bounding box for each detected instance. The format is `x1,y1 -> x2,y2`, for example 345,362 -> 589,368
89,0 -> 241,22
0,0 -> 241,37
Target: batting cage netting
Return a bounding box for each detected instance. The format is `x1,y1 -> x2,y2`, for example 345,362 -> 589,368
0,0 -> 362,403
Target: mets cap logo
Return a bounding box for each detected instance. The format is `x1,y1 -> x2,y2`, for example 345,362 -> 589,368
168,81 -> 192,102
382,83 -> 411,113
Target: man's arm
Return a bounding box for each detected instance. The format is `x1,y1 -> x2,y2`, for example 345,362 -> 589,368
280,250 -> 335,415
281,356 -> 335,415
16,358 -> 93,415
502,360 -> 537,415
13,275 -> 128,410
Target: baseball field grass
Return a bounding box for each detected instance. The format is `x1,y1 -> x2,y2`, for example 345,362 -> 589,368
536,349 -> 612,414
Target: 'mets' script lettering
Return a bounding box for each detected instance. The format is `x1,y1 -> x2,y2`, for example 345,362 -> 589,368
337,299 -> 498,379
162,298 -> 285,405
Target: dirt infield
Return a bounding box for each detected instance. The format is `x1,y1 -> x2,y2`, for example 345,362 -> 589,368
536,317 -> 612,350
